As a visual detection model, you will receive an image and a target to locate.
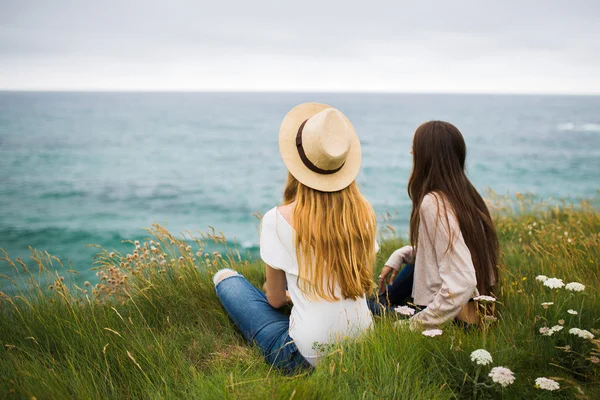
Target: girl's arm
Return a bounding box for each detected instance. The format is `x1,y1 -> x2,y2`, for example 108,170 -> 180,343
265,265 -> 288,308
385,245 -> 414,270
410,194 -> 477,329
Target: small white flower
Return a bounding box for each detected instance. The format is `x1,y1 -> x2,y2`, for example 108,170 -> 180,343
473,295 -> 496,303
564,231 -> 568,236
535,377 -> 560,391
569,328 -> 594,340
394,306 -> 416,316
567,238 -> 572,243
539,327 -> 552,336
535,275 -> 548,282
533,222 -> 537,226
543,278 -> 565,289
565,282 -> 585,292
567,309 -> 578,315
470,349 -> 493,365
489,367 -> 515,387
541,302 -> 554,309
422,329 -> 443,337
550,325 -> 563,334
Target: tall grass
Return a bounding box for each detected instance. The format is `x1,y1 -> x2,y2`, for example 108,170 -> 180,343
1,195 -> 599,399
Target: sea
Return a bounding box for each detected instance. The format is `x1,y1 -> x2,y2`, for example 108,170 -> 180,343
1,92 -> 599,286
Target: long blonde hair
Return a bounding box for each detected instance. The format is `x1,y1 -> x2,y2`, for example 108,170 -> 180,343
289,176 -> 377,300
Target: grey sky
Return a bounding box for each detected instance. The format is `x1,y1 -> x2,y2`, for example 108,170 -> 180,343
1,0 -> 599,93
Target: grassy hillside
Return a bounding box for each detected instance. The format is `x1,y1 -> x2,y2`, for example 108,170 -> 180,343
1,195 -> 599,399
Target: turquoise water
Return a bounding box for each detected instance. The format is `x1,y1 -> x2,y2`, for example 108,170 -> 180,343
1,92 -> 599,285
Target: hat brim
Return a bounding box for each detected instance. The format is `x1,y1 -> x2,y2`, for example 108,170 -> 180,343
279,102 -> 362,192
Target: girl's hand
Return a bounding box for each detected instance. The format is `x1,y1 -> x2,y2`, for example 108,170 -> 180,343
378,265 -> 399,294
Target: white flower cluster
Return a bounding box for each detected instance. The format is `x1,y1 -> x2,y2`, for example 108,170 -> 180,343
539,325 -> 563,337
543,278 -> 565,289
473,295 -> 496,303
470,349 -> 493,366
569,328 -> 595,340
421,329 -> 443,337
488,367 -> 515,388
535,377 -> 560,391
541,302 -> 554,308
567,309 -> 578,315
535,275 -> 548,282
394,306 -> 416,316
565,282 -> 585,292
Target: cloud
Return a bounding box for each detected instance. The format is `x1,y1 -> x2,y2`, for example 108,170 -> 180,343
1,0 -> 599,92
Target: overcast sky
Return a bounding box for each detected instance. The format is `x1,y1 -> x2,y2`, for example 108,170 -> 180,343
1,0 -> 599,93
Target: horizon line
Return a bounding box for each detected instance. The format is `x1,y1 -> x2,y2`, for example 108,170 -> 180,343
1,89 -> 600,96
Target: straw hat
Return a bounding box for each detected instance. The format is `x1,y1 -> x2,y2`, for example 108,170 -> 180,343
279,102 -> 362,192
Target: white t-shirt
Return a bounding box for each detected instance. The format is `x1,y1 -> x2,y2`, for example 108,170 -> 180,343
259,207 -> 373,365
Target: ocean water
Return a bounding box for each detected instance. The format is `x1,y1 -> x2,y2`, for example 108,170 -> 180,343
1,92 -> 599,285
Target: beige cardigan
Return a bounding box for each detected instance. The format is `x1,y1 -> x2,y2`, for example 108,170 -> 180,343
385,193 -> 482,328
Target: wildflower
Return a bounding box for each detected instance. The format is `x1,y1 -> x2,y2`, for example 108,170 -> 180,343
564,231 -> 568,236
591,356 -> 599,364
109,252 -> 115,258
170,240 -> 176,245
473,295 -> 496,303
59,276 -> 64,282
558,319 -> 565,325
470,349 -> 493,365
568,238 -> 572,243
394,306 -> 416,316
160,260 -> 166,266
489,367 -> 515,387
535,275 -> 548,282
539,327 -> 551,336
535,377 -> 559,391
541,302 -> 554,309
422,329 -> 443,337
533,222 -> 537,226
565,282 -> 585,292
543,278 -> 564,289
196,251 -> 202,257
569,328 -> 594,340
134,240 -> 139,246
179,256 -> 184,262
186,246 -> 191,251
84,281 -> 90,287
151,246 -> 157,252
550,325 -> 563,334
567,309 -> 578,315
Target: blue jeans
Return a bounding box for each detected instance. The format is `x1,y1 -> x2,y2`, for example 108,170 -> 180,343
369,264 -> 416,316
214,273 -> 311,374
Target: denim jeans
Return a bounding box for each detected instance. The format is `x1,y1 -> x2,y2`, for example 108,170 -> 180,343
214,273 -> 311,374
368,264 -> 416,316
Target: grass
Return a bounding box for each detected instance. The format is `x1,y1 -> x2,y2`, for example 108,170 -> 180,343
1,194 -> 599,399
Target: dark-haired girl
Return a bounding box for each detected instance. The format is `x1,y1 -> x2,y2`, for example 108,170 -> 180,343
378,121 -> 499,329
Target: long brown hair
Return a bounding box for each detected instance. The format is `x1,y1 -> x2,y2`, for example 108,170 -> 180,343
291,179 -> 377,300
283,173 -> 299,205
408,121 -> 498,295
